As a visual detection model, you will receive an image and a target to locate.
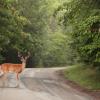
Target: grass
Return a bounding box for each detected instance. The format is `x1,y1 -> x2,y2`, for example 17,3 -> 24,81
64,64 -> 100,90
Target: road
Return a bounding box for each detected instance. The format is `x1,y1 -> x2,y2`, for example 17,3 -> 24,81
0,68 -> 94,100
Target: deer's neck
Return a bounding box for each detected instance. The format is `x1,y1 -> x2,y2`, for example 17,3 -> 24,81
22,62 -> 26,69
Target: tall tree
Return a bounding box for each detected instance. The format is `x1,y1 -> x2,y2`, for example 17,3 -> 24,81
0,0 -> 33,63
54,0 -> 100,67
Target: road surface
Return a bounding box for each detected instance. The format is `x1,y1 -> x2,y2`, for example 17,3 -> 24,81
0,68 -> 94,100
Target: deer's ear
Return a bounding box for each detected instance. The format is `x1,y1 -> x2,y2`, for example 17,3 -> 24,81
25,52 -> 30,60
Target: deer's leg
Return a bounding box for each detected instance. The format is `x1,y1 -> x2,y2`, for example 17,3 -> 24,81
16,73 -> 20,87
3,73 -> 7,87
17,73 -> 19,80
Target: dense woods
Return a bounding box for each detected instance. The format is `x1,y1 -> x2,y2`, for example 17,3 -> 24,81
54,0 -> 100,68
0,0 -> 100,68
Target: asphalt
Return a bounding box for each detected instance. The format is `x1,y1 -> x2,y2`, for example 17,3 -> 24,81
0,68 -> 94,100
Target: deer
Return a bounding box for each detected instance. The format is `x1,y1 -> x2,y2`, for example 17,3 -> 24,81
0,52 -> 30,87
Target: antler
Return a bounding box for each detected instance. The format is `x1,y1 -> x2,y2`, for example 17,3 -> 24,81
25,52 -> 30,60
18,51 -> 30,60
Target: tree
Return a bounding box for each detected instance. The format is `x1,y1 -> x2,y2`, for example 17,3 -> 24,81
15,0 -> 68,67
54,0 -> 100,67
0,0 -> 33,63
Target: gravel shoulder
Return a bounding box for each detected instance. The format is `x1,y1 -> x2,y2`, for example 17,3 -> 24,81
56,69 -> 100,100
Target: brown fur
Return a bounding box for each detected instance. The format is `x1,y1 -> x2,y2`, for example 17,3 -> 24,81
1,63 -> 23,74
0,63 -> 24,81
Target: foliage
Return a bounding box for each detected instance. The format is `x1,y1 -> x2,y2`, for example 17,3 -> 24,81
15,0 -> 69,67
54,0 -> 100,67
0,0 -> 33,63
64,65 -> 100,90
42,33 -> 67,67
1,0 -> 99,68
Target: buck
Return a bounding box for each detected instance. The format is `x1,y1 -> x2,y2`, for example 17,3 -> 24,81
0,52 -> 30,87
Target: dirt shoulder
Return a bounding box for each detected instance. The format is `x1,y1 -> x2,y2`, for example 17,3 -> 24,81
55,70 -> 100,100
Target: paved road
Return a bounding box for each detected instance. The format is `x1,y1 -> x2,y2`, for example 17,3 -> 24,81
0,68 -> 94,100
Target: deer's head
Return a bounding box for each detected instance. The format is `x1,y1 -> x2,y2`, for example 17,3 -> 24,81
18,52 -> 30,63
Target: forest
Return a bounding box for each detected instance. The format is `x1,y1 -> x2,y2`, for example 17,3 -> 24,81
0,0 -> 100,69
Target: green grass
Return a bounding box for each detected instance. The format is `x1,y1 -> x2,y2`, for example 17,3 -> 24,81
64,65 -> 100,90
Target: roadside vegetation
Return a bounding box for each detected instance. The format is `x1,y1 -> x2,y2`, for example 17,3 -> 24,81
64,64 -> 100,90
